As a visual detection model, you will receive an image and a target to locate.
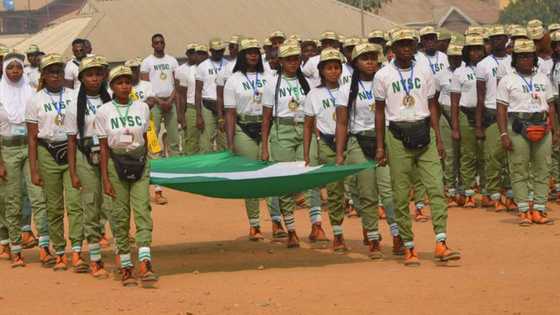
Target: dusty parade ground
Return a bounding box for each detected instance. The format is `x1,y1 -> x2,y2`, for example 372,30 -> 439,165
1,189 -> 559,315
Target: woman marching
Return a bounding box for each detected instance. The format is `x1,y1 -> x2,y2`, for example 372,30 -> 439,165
96,66 -> 157,287
224,38 -> 287,241
335,43 -> 404,257
0,51 -> 50,267
261,44 -> 328,248
65,55 -> 111,278
451,35 -> 488,207
26,53 -> 85,271
496,39 -> 557,225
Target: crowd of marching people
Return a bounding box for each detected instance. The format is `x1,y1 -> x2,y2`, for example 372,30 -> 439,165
0,18 -> 559,287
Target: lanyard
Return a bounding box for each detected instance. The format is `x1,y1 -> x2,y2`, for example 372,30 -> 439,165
325,87 -> 338,105
427,53 -> 438,74
395,64 -> 415,96
112,100 -> 131,122
46,88 -> 64,115
243,72 -> 259,96
211,59 -> 223,73
86,96 -> 99,115
517,73 -> 534,93
358,80 -> 374,101
491,55 -> 502,67
283,76 -> 301,101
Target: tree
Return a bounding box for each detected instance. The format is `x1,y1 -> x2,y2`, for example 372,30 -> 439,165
339,0 -> 385,12
499,0 -> 560,25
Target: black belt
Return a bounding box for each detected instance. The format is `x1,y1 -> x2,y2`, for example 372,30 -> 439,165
1,136 -> 27,147
508,112 -> 547,121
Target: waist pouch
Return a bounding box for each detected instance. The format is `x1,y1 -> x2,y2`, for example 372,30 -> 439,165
511,114 -> 548,143
202,99 -> 218,115
78,140 -> 100,166
460,107 -> 477,127
352,132 -> 376,160
237,120 -> 262,143
483,109 -> 497,128
388,118 -> 431,150
319,132 -> 337,153
38,139 -> 68,165
109,150 -> 146,182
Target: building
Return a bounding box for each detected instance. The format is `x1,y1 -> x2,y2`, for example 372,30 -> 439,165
0,0 -> 85,34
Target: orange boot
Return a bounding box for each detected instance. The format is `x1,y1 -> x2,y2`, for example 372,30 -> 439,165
505,198 -> 518,212
414,207 -> 429,222
455,195 -> 466,207
53,254 -> 68,271
272,221 -> 288,240
21,231 -> 38,249
434,241 -> 461,262
121,267 -> 137,287
308,223 -> 329,243
464,196 -> 476,208
403,247 -> 420,266
90,261 -> 109,279
518,212 -> 532,227
138,260 -> 158,288
0,244 -> 10,260
480,195 -> 493,208
99,234 -> 111,248
332,234 -> 349,253
493,199 -> 507,212
153,191 -> 168,205
11,252 -> 25,268
248,226 -> 264,241
71,252 -> 89,273
531,211 -> 553,225
378,206 -> 387,219
39,247 -> 56,267
286,231 -> 300,248
392,236 -> 405,256
368,240 -> 383,260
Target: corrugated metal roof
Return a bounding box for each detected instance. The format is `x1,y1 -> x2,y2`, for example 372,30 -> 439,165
0,0 -> 54,11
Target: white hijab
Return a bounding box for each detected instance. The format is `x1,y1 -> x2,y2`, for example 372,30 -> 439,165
0,57 -> 34,124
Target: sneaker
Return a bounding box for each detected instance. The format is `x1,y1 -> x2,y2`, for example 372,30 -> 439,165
271,221 -> 288,240
0,244 -> 10,260
392,236 -> 405,256
71,252 -> 89,273
403,247 -> 420,266
332,235 -> 349,254
138,260 -> 158,288
248,226 -> 264,241
121,267 -> 137,287
464,196 -> 476,208
153,191 -> 168,205
531,211 -> 553,225
480,195 -> 493,208
39,247 -> 56,267
518,212 -> 532,227
378,206 -> 387,220
21,231 -> 38,249
368,240 -> 383,260
286,231 -> 300,248
90,261 -> 109,279
434,241 -> 461,262
308,223 -> 329,243
11,252 -> 25,268
53,254 -> 68,271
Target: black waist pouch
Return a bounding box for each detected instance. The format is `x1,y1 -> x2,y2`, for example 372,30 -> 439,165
483,109 -> 497,128
511,115 -> 548,142
460,107 -> 477,127
353,133 -> 376,160
39,139 -> 68,165
202,99 -> 218,115
110,151 -> 146,182
78,140 -> 100,166
319,132 -> 337,153
389,118 -> 431,150
237,121 -> 262,143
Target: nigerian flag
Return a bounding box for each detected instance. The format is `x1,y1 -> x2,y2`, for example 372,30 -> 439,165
150,151 -> 372,199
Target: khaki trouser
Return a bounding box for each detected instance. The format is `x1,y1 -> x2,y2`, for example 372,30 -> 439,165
386,128 -> 448,247
484,122 -> 511,200
440,105 -> 460,194
38,145 -> 82,254
200,105 -> 226,153
459,110 -> 486,196
183,104 -> 201,155
152,104 -> 180,156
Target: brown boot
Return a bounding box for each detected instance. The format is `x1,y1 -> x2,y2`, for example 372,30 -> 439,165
71,252 -> 89,273
378,206 -> 387,219
362,229 -> 369,246
518,212 -> 532,227
505,198 -> 518,212
447,196 -> 458,208
368,240 -> 383,260
11,252 -> 25,268
121,267 -> 137,287
286,231 -> 300,248
53,254 -> 68,271
480,195 -> 493,208
271,221 -> 288,240
392,236 -> 405,256
464,196 -> 476,208
414,207 -> 429,222
153,191 -> 168,205
308,223 -> 329,243
434,241 -> 461,262
21,231 -> 38,249
332,235 -> 348,254
531,210 -> 553,225
248,226 -> 264,241
138,260 -> 158,288
0,244 -> 10,260
90,261 -> 109,279
403,247 -> 420,266
455,195 -> 466,207
39,247 -> 56,267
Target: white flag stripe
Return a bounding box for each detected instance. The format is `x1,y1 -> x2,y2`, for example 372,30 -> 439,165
151,162 -> 322,180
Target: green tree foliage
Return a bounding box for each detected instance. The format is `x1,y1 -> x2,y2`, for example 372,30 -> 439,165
339,0 -> 384,12
499,0 -> 560,25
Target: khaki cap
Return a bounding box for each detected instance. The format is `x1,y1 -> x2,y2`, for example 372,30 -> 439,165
351,43 -> 382,61
229,35 -> 241,45
269,30 -> 286,40
549,23 -> 560,33
527,26 -> 544,40
4,50 -> 25,62
278,44 -> 300,58
551,31 -> 560,42
320,31 -> 338,41
464,34 -> 484,47
263,38 -> 272,46
109,66 -> 133,84
186,43 -> 197,51
438,29 -> 452,40
124,57 -> 143,68
283,39 -> 300,47
527,19 -> 543,29
391,28 -> 416,43
319,48 -> 343,63
513,39 -> 536,53
488,25 -> 507,37
446,44 -> 463,56
464,26 -> 485,36
195,44 -> 208,53
79,55 -> 105,74
239,38 -> 260,52
289,34 -> 301,42
26,44 -> 40,54
40,53 -> 64,71
342,37 -> 360,48
209,38 -> 225,50
419,26 -> 437,37
510,26 -> 528,38
368,30 -> 385,39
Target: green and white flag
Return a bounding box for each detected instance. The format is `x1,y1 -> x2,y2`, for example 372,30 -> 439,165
150,151 -> 372,199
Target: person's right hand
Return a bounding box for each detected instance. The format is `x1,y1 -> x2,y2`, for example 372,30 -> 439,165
31,171 -> 43,187
261,147 -> 269,161
103,179 -> 116,199
0,164 -> 6,180
451,128 -> 461,141
500,134 -> 513,151
196,114 -> 205,130
71,174 -> 81,190
375,148 -> 387,166
475,128 -> 485,140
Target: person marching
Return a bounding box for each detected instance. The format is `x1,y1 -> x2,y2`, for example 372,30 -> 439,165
176,44 -> 201,156
97,66 -> 157,288
65,55 -> 111,277
261,44 -> 328,248
374,29 -> 461,266
476,25 -> 516,212
551,31 -> 560,200
451,35 -> 489,208
335,43 -> 404,257
496,39 -> 557,225
26,53 -> 85,271
0,51 -> 50,267
224,38 -> 287,241
195,38 -> 229,153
